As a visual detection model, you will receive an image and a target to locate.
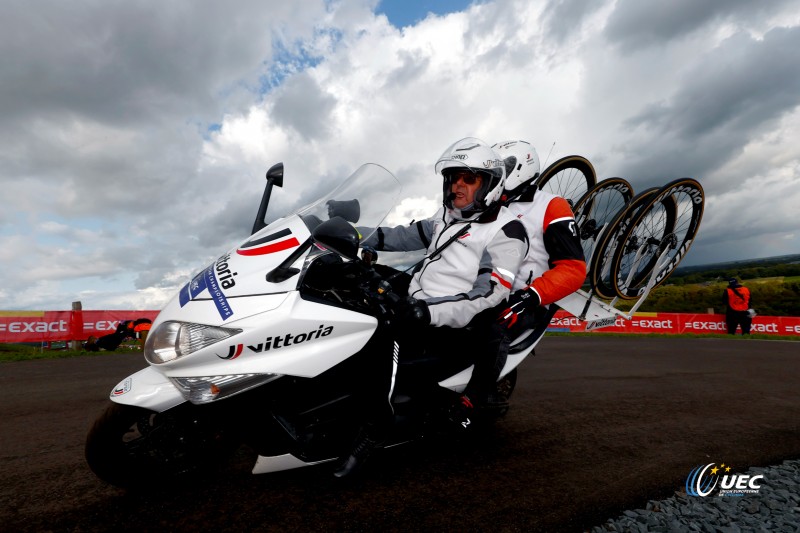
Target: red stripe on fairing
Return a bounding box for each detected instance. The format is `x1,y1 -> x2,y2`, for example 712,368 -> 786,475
237,237 -> 301,256
492,272 -> 511,289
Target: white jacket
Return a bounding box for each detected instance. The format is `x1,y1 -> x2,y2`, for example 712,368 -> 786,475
362,206 -> 528,328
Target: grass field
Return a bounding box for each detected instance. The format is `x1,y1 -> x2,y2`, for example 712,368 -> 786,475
0,343 -> 144,363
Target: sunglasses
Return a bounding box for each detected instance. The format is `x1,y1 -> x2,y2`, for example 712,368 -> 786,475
447,171 -> 481,185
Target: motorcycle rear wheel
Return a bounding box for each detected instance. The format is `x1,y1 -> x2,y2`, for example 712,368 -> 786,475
85,402 -> 240,488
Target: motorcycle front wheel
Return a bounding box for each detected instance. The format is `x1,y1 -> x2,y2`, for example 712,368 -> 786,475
85,402 -> 240,489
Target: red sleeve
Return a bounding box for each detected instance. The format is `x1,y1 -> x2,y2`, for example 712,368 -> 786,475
541,196 -> 576,231
529,258 -> 586,305
528,197 -> 586,305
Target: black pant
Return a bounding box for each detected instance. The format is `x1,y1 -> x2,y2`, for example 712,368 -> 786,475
726,311 -> 751,335
464,303 -> 553,402
360,321 -> 483,437
463,307 -> 511,402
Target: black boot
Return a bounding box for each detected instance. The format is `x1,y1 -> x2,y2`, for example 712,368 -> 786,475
446,394 -> 475,432
477,391 -> 510,417
333,427 -> 383,479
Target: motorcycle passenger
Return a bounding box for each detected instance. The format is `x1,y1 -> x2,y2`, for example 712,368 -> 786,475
456,139 -> 586,421
334,137 -> 528,478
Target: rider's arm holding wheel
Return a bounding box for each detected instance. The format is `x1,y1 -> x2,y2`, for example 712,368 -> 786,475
462,141 -> 580,430
526,197 -> 586,304
500,197 -> 585,326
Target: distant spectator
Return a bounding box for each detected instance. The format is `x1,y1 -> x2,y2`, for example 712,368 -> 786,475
83,320 -> 136,351
723,278 -> 752,335
133,318 -> 152,344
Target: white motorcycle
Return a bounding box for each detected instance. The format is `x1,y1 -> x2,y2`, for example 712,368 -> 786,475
85,162 -> 541,488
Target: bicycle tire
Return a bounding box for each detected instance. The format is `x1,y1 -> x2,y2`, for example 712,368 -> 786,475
572,177 -> 634,276
610,194 -> 677,299
588,187 -> 660,299
610,178 -> 704,299
535,155 -> 597,208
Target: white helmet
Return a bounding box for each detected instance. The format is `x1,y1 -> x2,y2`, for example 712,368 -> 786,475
492,140 -> 540,195
434,137 -> 506,216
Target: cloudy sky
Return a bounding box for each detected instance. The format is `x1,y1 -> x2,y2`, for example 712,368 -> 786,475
1,0 -> 799,311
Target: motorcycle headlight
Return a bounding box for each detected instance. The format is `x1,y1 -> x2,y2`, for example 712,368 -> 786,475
144,321 -> 242,364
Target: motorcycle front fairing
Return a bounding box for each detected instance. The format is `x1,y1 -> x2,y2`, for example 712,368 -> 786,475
110,163 -> 404,411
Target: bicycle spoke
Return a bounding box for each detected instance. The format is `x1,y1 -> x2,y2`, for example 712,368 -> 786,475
536,155 -> 597,208
611,178 -> 705,299
573,178 -> 634,276
588,187 -> 659,299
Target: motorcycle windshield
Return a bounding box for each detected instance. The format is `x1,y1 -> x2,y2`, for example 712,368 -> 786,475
295,163 -> 402,239
167,163 -> 402,327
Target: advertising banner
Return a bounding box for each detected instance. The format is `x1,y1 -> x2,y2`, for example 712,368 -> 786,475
548,310 -> 800,337
0,310 -> 159,344
2,309 -> 799,343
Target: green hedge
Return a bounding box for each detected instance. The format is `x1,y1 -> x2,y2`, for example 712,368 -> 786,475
614,279 -> 800,316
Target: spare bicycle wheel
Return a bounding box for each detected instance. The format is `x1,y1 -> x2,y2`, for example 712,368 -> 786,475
588,187 -> 660,299
572,177 -> 634,278
610,178 -> 704,299
535,155 -> 597,208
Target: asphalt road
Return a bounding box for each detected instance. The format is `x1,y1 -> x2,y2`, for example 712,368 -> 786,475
1,336 -> 798,532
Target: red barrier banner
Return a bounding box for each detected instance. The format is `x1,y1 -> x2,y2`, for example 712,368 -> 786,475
2,309 -> 799,343
548,311 -> 800,336
0,310 -> 159,343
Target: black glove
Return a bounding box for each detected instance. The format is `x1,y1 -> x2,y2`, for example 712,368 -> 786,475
361,246 -> 378,265
326,199 -> 361,223
497,288 -> 540,329
394,296 -> 431,326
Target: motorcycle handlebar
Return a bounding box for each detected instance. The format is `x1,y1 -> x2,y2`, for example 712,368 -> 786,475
352,263 -> 405,318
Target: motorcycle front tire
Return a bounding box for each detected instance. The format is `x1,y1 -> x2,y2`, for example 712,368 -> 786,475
85,402 -> 240,489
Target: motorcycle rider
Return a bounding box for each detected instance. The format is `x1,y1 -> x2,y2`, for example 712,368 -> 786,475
456,140 -> 586,420
334,137 -> 529,478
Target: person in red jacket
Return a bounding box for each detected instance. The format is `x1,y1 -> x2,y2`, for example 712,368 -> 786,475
723,278 -> 753,335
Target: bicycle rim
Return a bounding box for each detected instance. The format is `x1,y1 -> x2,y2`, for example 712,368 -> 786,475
611,178 -> 705,299
536,155 -> 597,208
572,177 -> 634,277
589,187 -> 659,299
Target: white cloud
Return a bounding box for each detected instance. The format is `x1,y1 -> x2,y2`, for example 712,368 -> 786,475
386,196 -> 440,226
1,0 -> 798,311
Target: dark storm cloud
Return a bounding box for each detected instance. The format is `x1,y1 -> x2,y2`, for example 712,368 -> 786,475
0,1 -> 281,129
0,0 -> 324,221
629,29 -> 800,138
618,27 -> 800,187
603,0 -> 794,51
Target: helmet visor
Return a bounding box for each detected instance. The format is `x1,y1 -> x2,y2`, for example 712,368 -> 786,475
442,166 -> 483,186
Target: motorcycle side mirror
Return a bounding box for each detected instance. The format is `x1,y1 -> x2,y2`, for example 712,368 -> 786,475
266,162 -> 284,187
312,216 -> 360,260
251,162 -> 285,235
